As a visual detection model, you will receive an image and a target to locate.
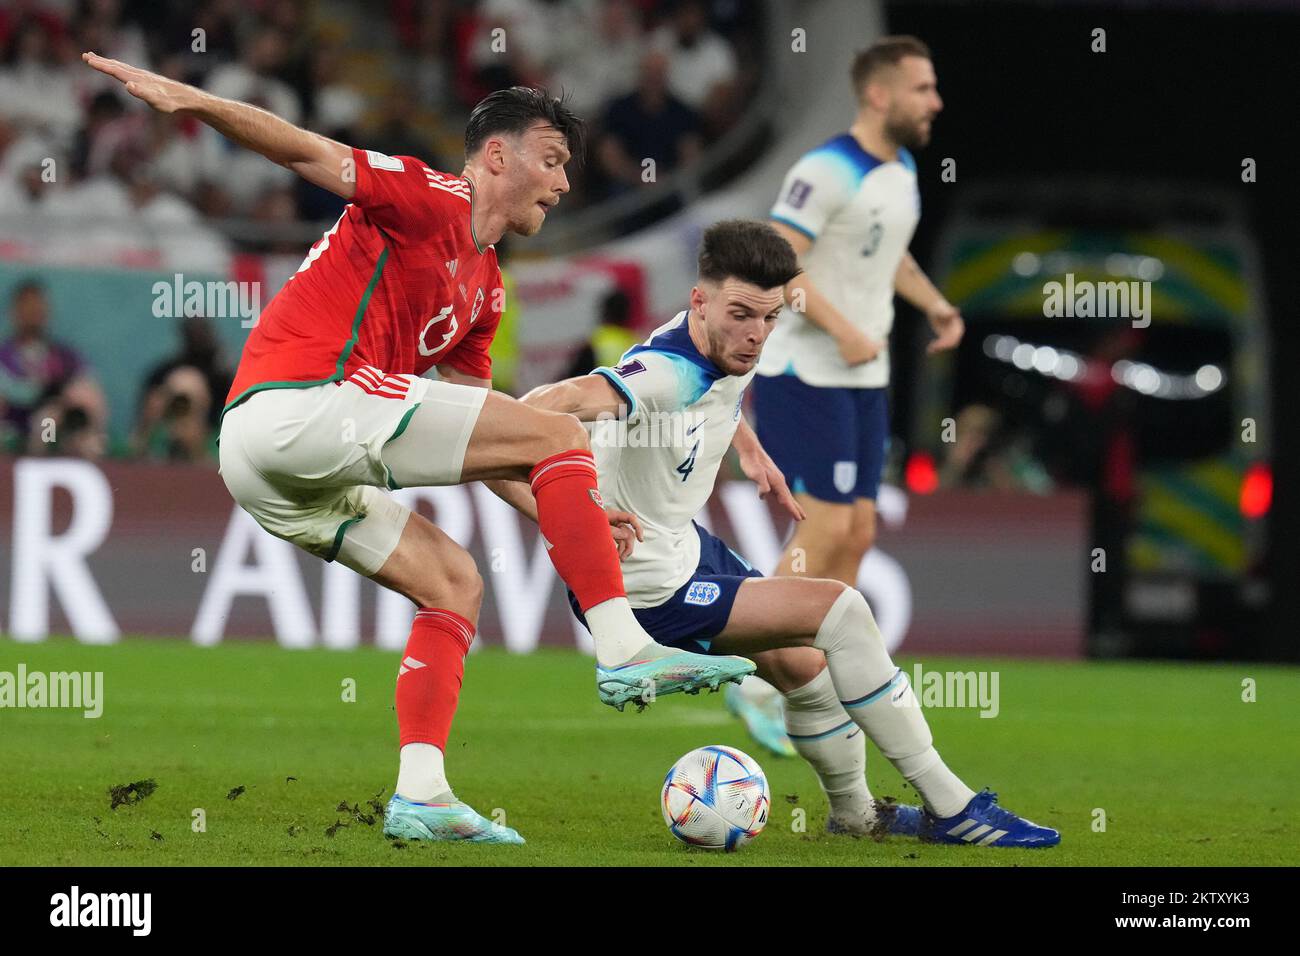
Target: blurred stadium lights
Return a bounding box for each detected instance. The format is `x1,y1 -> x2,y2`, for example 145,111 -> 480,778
1011,250 -> 1165,281
904,451 -> 940,495
982,334 -> 1226,399
1240,462 -> 1273,519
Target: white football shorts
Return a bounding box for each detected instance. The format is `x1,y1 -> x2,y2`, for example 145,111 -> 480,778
218,366 -> 488,575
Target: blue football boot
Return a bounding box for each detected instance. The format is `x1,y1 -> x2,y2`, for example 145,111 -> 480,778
919,789 -> 1060,847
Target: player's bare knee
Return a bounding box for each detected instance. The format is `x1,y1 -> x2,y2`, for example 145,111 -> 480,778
786,653 -> 829,691
814,519 -> 862,559
390,520 -> 484,614
848,504 -> 877,552
437,547 -> 484,610
409,551 -> 482,614
814,578 -> 854,610
539,410 -> 588,457
846,523 -> 876,557
755,646 -> 826,693
456,554 -> 486,611
511,408 -> 589,472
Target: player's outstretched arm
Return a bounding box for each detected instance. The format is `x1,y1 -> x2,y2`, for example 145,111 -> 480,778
82,52 -> 356,200
519,374 -> 629,422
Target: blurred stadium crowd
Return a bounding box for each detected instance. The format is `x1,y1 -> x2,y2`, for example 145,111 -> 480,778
0,0 -> 760,232
0,0 -> 762,462
0,277 -> 226,459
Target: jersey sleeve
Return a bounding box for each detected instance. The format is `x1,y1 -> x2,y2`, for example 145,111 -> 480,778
591,350 -> 694,421
439,271 -> 503,381
769,150 -> 855,241
351,147 -> 465,245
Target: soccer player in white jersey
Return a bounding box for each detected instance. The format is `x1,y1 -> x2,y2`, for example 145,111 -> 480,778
755,35 -> 964,591
517,221 -> 1058,846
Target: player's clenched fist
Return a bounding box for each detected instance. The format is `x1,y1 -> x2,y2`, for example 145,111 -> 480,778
82,52 -> 203,114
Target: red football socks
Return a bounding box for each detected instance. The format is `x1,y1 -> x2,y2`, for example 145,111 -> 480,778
529,449 -> 625,612
395,608 -> 475,749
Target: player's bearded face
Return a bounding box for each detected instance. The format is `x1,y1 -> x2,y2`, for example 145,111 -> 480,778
883,56 -> 942,150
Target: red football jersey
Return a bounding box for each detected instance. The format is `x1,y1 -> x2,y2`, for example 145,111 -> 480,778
224,148 -> 503,411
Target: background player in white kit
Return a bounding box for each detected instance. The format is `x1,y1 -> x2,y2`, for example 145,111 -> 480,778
755,35 -> 964,590
516,220 -> 1058,846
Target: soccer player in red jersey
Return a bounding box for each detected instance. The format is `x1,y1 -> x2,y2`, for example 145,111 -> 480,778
84,53 -> 754,844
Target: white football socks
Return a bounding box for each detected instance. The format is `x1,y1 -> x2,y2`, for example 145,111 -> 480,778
812,588 -> 976,819
395,743 -> 452,803
585,597 -> 673,667
783,669 -> 874,827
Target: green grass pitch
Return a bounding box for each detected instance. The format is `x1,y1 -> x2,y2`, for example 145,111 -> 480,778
1,637 -> 1296,866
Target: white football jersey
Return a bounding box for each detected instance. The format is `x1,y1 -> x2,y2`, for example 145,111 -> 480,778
758,133 -> 921,388
590,311 -> 752,607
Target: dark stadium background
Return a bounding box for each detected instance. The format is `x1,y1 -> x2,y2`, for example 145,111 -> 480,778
887,0 -> 1297,661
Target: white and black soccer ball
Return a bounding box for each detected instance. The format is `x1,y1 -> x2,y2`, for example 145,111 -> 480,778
661,745 -> 770,851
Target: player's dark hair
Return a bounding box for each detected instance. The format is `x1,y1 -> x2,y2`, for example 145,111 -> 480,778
464,87 -> 586,164
851,35 -> 931,94
697,220 -> 802,290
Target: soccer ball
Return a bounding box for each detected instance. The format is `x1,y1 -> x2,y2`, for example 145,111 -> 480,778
661,745 -> 770,851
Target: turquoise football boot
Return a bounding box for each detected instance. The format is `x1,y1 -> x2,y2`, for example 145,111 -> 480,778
724,682 -> 796,757
596,645 -> 756,711
383,795 -> 525,844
